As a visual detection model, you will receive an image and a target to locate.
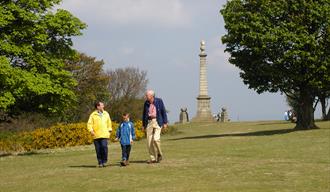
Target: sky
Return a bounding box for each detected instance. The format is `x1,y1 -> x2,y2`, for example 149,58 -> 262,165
58,0 -> 322,123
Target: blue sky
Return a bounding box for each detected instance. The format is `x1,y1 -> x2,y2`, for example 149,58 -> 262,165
58,0 -> 322,123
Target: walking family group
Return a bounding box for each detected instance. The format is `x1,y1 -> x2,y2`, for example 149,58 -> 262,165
87,90 -> 168,167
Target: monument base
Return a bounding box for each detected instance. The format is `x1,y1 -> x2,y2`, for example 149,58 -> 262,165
191,95 -> 214,122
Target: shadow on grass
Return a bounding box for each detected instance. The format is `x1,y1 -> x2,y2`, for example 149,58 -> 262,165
69,163 -> 121,168
170,128 -> 299,141
256,121 -> 294,126
17,151 -> 46,156
69,161 -> 146,168
129,160 -> 147,164
69,165 -> 98,168
0,153 -> 12,158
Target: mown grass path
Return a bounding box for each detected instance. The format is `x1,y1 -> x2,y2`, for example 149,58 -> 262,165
1,121 -> 329,192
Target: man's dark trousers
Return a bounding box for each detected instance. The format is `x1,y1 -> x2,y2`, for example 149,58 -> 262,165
93,138 -> 108,165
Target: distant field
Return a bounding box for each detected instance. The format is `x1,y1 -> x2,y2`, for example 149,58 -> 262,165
0,121 -> 329,192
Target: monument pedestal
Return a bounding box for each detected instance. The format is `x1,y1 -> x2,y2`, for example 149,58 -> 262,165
192,95 -> 214,122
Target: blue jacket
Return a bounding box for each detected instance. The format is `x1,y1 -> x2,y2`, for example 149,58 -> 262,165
142,97 -> 168,128
116,121 -> 136,145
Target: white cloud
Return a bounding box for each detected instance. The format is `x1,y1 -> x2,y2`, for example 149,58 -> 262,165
206,37 -> 239,73
59,0 -> 191,28
120,47 -> 135,55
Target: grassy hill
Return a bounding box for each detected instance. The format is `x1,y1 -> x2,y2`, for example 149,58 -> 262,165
0,121 -> 329,192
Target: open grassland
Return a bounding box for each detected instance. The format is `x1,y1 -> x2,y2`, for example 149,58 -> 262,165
0,121 -> 329,192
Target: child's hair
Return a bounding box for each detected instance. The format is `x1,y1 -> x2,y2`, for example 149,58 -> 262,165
122,113 -> 130,117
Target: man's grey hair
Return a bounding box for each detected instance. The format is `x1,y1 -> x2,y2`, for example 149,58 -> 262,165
146,90 -> 155,97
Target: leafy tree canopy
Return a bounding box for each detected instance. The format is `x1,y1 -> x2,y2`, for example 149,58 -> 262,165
65,53 -> 110,122
0,0 -> 86,117
221,0 -> 330,129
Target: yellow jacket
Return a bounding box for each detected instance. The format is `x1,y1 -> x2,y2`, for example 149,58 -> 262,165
87,110 -> 112,139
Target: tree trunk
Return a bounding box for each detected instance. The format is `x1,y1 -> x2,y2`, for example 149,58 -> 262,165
320,96 -> 327,120
326,107 -> 330,120
295,91 -> 317,130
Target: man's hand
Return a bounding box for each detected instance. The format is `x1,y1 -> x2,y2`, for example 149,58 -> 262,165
114,138 -> 119,142
90,130 -> 95,136
162,124 -> 168,132
141,127 -> 146,132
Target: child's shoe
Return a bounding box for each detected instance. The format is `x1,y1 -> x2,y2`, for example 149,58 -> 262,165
120,161 -> 126,166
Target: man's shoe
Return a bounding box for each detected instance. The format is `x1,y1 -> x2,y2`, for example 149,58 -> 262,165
125,160 -> 129,166
157,154 -> 163,163
98,164 -> 103,168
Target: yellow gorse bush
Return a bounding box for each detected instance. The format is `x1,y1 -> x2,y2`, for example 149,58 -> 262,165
0,120 -> 145,153
110,120 -> 145,142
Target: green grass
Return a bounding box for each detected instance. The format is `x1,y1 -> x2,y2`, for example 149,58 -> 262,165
0,121 -> 329,192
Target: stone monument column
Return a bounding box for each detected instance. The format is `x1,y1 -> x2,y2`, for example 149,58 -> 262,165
192,41 -> 214,122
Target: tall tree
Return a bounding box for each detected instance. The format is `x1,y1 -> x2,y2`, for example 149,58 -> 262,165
65,53 -> 110,121
221,0 -> 330,129
106,67 -> 148,121
0,0 -> 86,119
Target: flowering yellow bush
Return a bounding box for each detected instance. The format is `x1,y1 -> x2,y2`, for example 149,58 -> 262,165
8,123 -> 94,150
0,140 -> 25,153
110,120 -> 144,142
0,120 -> 145,153
134,120 -> 145,140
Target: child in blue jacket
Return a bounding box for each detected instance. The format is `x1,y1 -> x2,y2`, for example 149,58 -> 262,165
115,113 -> 136,166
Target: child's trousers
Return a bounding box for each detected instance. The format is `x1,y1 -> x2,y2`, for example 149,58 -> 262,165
121,144 -> 132,161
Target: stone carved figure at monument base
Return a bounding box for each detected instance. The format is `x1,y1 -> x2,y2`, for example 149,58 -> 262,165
179,107 -> 189,124
216,112 -> 221,122
220,107 -> 229,122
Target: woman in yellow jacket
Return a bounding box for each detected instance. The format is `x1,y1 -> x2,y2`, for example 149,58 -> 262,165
87,102 -> 112,167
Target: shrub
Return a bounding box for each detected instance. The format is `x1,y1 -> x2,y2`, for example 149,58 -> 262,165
110,120 -> 144,142
133,120 -> 145,140
0,120 -> 145,153
25,123 -> 94,150
0,139 -> 25,154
